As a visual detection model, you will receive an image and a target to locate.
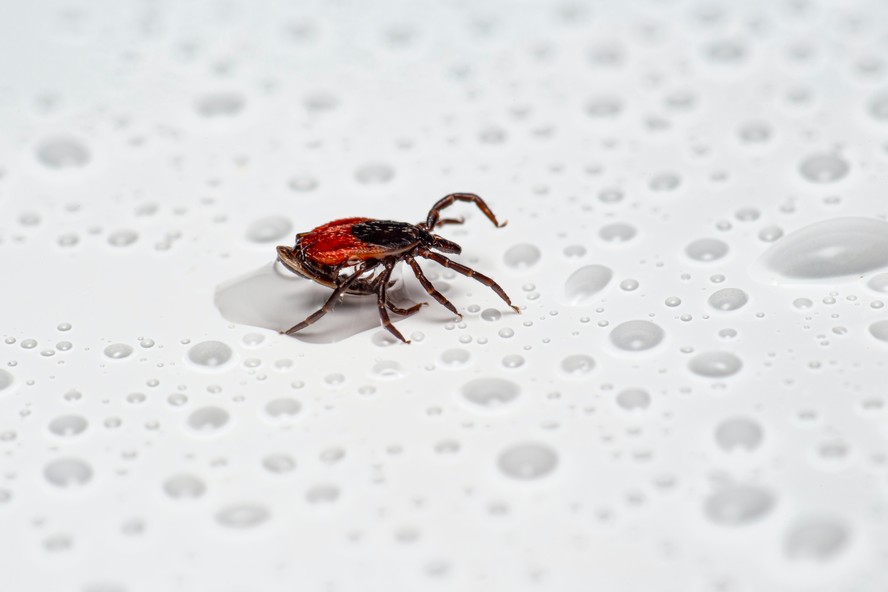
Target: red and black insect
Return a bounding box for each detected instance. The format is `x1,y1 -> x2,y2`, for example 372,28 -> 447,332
276,193 -> 520,343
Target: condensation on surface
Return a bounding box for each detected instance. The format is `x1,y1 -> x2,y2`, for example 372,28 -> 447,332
1,0 -> 887,591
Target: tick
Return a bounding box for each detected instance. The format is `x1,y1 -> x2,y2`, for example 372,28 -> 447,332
276,193 -> 520,343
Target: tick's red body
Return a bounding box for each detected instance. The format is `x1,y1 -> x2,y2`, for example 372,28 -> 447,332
276,193 -> 519,343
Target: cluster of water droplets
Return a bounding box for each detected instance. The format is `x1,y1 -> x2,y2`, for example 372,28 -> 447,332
2,0 -> 888,590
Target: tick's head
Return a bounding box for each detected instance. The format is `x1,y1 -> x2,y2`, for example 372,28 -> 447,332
429,234 -> 462,255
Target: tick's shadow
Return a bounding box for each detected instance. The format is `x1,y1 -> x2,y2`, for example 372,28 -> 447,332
214,261 -> 426,344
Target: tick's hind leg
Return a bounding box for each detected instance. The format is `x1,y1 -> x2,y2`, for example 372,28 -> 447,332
420,250 -> 520,313
282,262 -> 376,335
406,256 -> 462,318
377,260 -> 410,343
424,193 -> 507,230
387,301 -> 427,316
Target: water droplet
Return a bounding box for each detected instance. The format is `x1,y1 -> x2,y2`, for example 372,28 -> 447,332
867,272 -> 888,293
599,222 -> 637,243
0,369 -> 13,392
616,388 -> 651,410
497,442 -> 558,480
688,351 -> 743,378
195,92 -> 246,117
460,378 -> 520,408
686,238 -> 729,262
503,243 -> 541,269
35,136 -> 91,169
262,453 -> 296,474
216,503 -> 269,529
784,516 -> 850,562
704,484 -> 775,525
103,343 -> 133,359
609,320 -> 665,351
44,458 -> 93,488
354,162 -> 394,184
306,484 -> 340,504
187,407 -> 230,432
288,175 -> 319,192
480,308 -> 502,322
372,360 -> 404,379
715,417 -> 763,451
707,288 -> 749,311
758,217 -> 888,281
264,398 -> 302,418
48,415 -> 88,437
560,354 -> 595,375
108,230 -> 138,247
187,341 -> 233,368
163,474 -> 206,499
869,320 -> 888,342
564,264 -> 613,305
246,216 -> 292,243
799,152 -> 850,183
440,348 -> 470,367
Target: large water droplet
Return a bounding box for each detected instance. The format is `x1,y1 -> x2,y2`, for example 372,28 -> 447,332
163,474 -> 207,499
503,244 -> 541,269
704,484 -> 775,525
609,320 -> 665,351
686,238 -> 729,262
497,442 -> 558,480
784,516 -> 850,562
103,343 -> 133,359
708,288 -> 749,311
187,407 -> 230,432
798,152 -> 850,183
460,378 -> 520,409
757,217 -> 888,282
715,416 -> 763,451
0,369 -> 13,392
868,320 -> 888,342
187,341 -> 233,368
35,136 -> 91,169
616,388 -> 651,410
688,351 -> 743,377
48,415 -> 88,437
44,458 -> 93,488
563,264 -> 613,305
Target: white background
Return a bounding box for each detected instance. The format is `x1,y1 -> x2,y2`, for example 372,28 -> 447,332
0,0 -> 887,590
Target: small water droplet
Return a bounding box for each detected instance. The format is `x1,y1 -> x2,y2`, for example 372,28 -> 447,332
216,503 -> 270,529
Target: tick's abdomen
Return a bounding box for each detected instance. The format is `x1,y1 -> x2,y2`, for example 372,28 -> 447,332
298,218 -> 423,265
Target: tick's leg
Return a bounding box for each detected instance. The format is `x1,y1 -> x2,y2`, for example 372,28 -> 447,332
406,256 -> 462,318
423,193 -> 507,230
433,216 -> 465,228
282,262 -> 376,335
377,260 -> 409,343
420,250 -> 520,313
387,301 -> 427,316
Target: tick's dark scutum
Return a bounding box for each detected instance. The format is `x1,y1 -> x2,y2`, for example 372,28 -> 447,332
352,220 -> 426,249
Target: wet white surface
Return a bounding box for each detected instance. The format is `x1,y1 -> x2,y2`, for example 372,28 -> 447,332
1,0 -> 888,590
